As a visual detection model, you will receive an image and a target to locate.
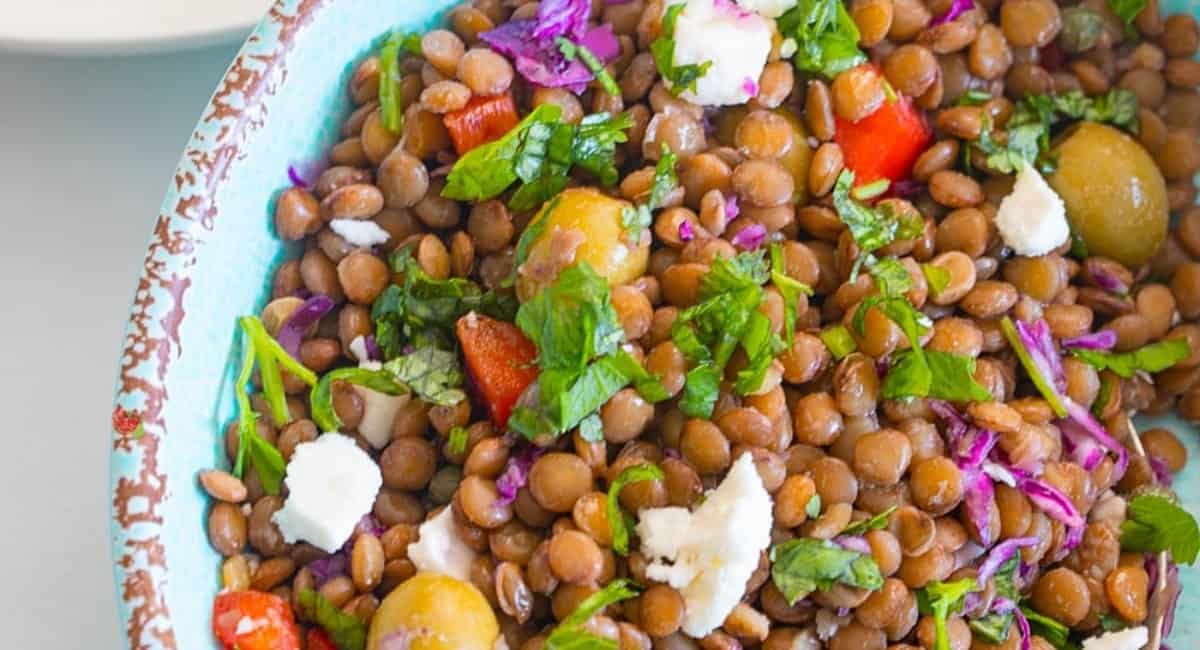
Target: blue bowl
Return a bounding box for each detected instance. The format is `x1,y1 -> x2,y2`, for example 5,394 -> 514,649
109,0 -> 1199,647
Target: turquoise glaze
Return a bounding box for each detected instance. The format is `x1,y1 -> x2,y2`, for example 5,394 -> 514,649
109,0 -> 1198,648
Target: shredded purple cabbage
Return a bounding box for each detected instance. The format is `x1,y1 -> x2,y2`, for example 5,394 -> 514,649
308,552 -> 348,586
930,0 -> 975,25
732,223 -> 767,250
354,514 -> 385,539
962,470 -> 997,546
496,444 -> 545,506
1085,259 -> 1130,294
287,165 -> 309,189
1150,455 -> 1174,485
1015,473 -> 1085,528
834,535 -> 872,554
1015,318 -> 1066,393
1061,329 -> 1118,351
276,294 -> 336,358
287,159 -> 323,189
724,194 -> 740,221
1063,400 -> 1129,480
956,427 -> 998,470
990,598 -> 1032,650
479,1 -> 619,93
742,76 -> 759,98
975,537 -> 1037,589
892,178 -> 926,198
363,334 -> 382,362
983,461 -> 1017,487
1147,558 -> 1182,638
679,220 -> 695,242
663,447 -> 681,460
875,355 -> 890,380
1059,418 -> 1106,471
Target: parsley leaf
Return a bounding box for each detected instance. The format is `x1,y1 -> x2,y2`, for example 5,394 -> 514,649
444,104 -> 561,202
579,413 -> 604,442
447,425 -> 468,455
557,37 -> 621,98
311,367 -> 409,433
883,348 -> 995,402
916,579 -> 978,650
770,538 -> 884,604
1120,493 -> 1200,564
806,494 -> 822,519
608,463 -> 664,555
833,171 -> 923,279
297,589 -> 367,650
650,4 -> 713,96
568,111 -> 635,190
649,144 -> 679,210
820,325 -> 858,360
545,579 -> 641,650
383,347 -> 466,406
771,243 -> 814,348
1069,339 -> 1189,378
1021,605 -> 1079,650
842,506 -> 896,536
1097,612 -> 1128,632
777,0 -> 867,78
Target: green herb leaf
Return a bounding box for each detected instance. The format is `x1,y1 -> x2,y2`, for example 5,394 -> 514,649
232,331 -> 258,478
579,413 -> 604,443
297,589 -> 367,650
969,557 -> 1020,644
869,257 -> 913,296
557,37 -> 621,98
1069,339 -> 1189,379
239,316 -> 319,426
508,196 -> 559,287
1097,612 -> 1128,632
833,171 -> 922,279
651,3 -> 713,96
778,0 -> 867,78
400,33 -> 422,55
311,367 -> 409,433
383,347 -> 466,406
734,312 -> 787,395
447,425 -> 469,455
820,325 -> 857,360
1120,494 -> 1200,564
842,506 -> 896,536
621,205 -> 653,244
806,493 -> 822,519
852,178 -> 891,201
916,579 -> 978,650
679,365 -> 722,418
770,538 -> 884,604
771,243 -> 813,348
608,463 -> 664,555
1021,605 -> 1080,650
443,104 -> 561,202
545,579 -> 641,650
1105,0 -> 1148,34
922,264 -> 951,297
955,89 -> 993,106
649,144 -> 679,210
377,32 -> 409,134
517,264 -> 623,372
883,349 -> 994,402
567,111 -> 635,190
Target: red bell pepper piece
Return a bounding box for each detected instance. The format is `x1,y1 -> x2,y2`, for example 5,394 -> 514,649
443,93 -> 520,156
306,628 -> 338,650
834,66 -> 932,186
212,591 -> 300,650
456,313 -> 539,428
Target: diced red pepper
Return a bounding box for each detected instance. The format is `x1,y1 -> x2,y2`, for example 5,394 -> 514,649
456,313 -> 540,428
306,629 -> 338,650
443,93 -> 520,156
212,591 -> 300,650
834,65 -> 932,186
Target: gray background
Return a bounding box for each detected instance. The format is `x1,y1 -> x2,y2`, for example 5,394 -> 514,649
0,42 -> 241,647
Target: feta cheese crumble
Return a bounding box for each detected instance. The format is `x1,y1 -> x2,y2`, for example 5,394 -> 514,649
272,433 -> 382,553
737,0 -> 798,18
330,218 -> 390,248
1081,626 -> 1148,650
345,356 -> 410,449
994,163 -> 1070,257
663,0 -> 773,106
409,506 -> 478,582
635,453 -> 773,636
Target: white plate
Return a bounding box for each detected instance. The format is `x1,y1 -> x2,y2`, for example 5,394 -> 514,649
0,0 -> 273,55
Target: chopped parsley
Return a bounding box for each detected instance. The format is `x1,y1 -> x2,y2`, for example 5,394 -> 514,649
969,556 -> 1021,644
622,144 -> 678,243
297,589 -> 368,650
832,170 -> 923,279
608,463 -> 665,555
841,505 -> 896,536
447,425 -> 469,455
442,105 -> 632,211
916,579 -> 978,650
922,263 -> 951,297
1069,338 -> 1190,378
377,32 -> 412,134
650,4 -> 713,96
557,37 -> 620,98
1106,0 -> 1148,35
544,579 -> 641,650
777,0 -> 867,78
771,243 -> 814,348
384,347 -> 466,406
1021,605 -> 1079,650
1120,493 -> 1200,564
820,325 -> 858,360
770,538 -> 884,604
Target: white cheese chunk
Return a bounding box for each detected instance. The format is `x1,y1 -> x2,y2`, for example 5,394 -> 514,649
330,218 -> 390,248
1081,626 -> 1148,650
272,433 -> 382,553
663,0 -> 773,106
409,506 -> 477,582
636,453 -> 773,637
994,164 -> 1070,257
346,358 -> 410,449
736,0 -> 797,18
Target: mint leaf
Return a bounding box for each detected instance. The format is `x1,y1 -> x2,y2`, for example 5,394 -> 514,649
820,325 -> 857,360
778,0 -> 867,78
298,589 -> 367,650
517,264 -> 623,372
842,506 -> 896,536
1120,494 -> 1200,564
579,413 -> 604,443
545,579 -> 641,650
916,579 -> 978,650
869,257 -> 913,296
383,347 -> 465,406
650,4 -> 713,95
444,104 -> 561,202
883,349 -> 994,402
608,463 -> 665,555
568,111 -> 634,190
679,365 -> 722,418
771,538 -> 884,604
1069,339 -> 1189,378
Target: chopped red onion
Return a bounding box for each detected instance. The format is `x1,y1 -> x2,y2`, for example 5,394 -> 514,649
930,0 -> 975,25
834,535 -> 872,554
679,220 -> 695,242
732,223 -> 767,250
724,194 -> 740,221
1061,329 -> 1118,350
742,76 -> 759,98
975,537 -> 1037,589
276,294 -> 336,358
496,444 -> 545,506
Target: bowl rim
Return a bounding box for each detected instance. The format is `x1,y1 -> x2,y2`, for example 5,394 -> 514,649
108,1 -> 325,648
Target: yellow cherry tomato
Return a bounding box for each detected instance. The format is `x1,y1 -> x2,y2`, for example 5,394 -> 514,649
367,573 -> 499,650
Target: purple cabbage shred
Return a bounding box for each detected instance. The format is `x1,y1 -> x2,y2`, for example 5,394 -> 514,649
363,334 -> 382,362
679,220 -> 695,242
930,0 -> 974,26
1061,329 -> 1118,350
1015,472 -> 1085,528
724,193 -> 740,221
479,0 -> 619,93
742,76 -> 759,98
276,294 -> 336,358
308,552 -> 348,586
975,537 -> 1037,589
731,223 -> 767,250
496,444 -> 546,506
961,469 -> 996,546
1150,456 -> 1174,486
834,535 -> 872,554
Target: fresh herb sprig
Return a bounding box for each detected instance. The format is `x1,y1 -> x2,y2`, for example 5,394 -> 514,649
544,579 -> 641,649
770,538 -> 884,604
777,0 -> 867,78
1120,493 -> 1200,564
608,463 -> 665,555
916,579 -> 979,650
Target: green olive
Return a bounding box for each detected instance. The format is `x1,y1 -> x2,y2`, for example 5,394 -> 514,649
1048,122 -> 1169,269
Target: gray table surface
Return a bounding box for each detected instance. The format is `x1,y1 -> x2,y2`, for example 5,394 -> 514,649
0,42 -> 241,647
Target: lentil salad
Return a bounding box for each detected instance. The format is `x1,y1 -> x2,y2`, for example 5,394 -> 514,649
198,0 -> 1200,648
